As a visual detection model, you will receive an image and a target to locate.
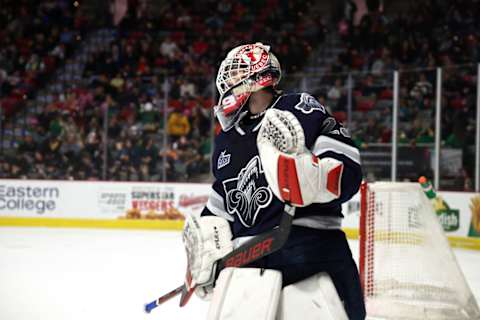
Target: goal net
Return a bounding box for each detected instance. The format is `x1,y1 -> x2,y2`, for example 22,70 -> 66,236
359,182 -> 480,319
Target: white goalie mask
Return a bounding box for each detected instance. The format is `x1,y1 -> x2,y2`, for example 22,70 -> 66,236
214,42 -> 282,131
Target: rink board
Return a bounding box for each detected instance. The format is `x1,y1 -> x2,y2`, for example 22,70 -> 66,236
1,218 -> 479,250
0,216 -> 184,230
1,179 -> 479,250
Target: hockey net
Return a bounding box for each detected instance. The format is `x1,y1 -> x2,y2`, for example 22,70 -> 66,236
359,182 -> 480,320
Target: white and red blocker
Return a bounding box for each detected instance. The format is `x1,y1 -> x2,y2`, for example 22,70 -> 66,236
257,109 -> 344,207
276,154 -> 343,206
267,151 -> 343,207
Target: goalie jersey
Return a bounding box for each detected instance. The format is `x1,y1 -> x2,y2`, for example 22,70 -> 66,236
202,92 -> 362,239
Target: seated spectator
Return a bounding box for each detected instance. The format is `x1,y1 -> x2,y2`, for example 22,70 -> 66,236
327,78 -> 343,101
179,78 -> 196,98
167,110 -> 191,139
139,101 -> 159,133
415,127 -> 434,144
410,73 -> 433,102
160,35 -> 178,59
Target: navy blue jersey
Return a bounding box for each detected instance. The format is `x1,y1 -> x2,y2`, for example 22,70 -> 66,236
202,92 -> 362,240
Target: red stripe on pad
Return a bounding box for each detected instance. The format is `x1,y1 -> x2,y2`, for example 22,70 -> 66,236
326,163 -> 344,197
277,155 -> 303,206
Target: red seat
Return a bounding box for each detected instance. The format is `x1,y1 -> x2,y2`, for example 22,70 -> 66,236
379,88 -> 393,100
357,98 -> 375,112
201,97 -> 214,108
333,111 -> 347,122
169,99 -> 182,110
449,97 -> 465,109
353,90 -> 362,97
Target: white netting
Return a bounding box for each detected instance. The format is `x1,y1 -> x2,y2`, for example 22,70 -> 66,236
362,182 -> 480,320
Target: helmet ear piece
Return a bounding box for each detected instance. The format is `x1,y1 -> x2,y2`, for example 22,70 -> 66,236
268,52 -> 282,85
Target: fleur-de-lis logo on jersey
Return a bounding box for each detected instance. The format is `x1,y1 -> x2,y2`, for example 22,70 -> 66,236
222,156 -> 272,228
294,93 -> 326,114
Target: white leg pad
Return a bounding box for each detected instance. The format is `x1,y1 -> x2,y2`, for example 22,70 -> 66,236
207,268 -> 283,320
277,272 -> 348,320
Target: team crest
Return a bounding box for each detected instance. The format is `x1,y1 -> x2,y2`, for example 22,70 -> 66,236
294,93 -> 326,114
217,150 -> 231,169
223,156 -> 272,228
238,44 -> 270,72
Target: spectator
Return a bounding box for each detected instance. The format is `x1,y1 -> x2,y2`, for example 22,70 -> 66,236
167,110 -> 191,139
327,78 -> 343,101
179,78 -> 196,98
160,36 -> 178,59
410,73 -> 433,103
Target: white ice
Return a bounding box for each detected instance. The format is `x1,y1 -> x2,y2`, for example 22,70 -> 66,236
0,227 -> 479,320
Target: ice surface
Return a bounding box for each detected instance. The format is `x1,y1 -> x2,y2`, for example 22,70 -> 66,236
0,227 -> 479,320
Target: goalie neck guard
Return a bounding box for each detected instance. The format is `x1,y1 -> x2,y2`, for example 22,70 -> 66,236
214,42 -> 282,131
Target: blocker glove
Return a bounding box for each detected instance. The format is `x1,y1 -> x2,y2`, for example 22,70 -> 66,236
257,109 -> 344,207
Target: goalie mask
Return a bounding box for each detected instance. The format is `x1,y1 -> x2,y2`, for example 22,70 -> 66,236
215,42 -> 282,131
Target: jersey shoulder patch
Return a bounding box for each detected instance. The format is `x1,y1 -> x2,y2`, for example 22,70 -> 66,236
294,93 -> 326,114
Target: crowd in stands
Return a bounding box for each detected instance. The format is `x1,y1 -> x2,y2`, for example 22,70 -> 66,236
0,0 -> 326,181
314,0 -> 479,189
0,0 -> 89,117
1,0 -> 478,189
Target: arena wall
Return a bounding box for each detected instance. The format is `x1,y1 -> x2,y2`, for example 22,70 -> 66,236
1,179 -> 479,250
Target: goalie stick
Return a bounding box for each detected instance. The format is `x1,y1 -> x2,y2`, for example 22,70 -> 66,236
144,205 -> 295,314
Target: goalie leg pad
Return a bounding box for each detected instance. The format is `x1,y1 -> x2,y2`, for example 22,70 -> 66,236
207,268 -> 282,320
277,272 -> 348,320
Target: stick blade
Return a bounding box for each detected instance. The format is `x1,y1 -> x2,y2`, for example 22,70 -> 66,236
179,269 -> 195,307
179,286 -> 195,307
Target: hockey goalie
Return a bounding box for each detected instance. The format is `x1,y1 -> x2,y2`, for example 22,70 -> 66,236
182,42 -> 365,320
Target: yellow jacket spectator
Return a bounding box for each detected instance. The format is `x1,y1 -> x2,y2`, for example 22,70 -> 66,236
167,111 -> 191,137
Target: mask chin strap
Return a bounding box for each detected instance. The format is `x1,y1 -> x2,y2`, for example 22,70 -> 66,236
249,110 -> 267,120
234,110 -> 249,126
232,110 -> 249,135
248,99 -> 273,120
